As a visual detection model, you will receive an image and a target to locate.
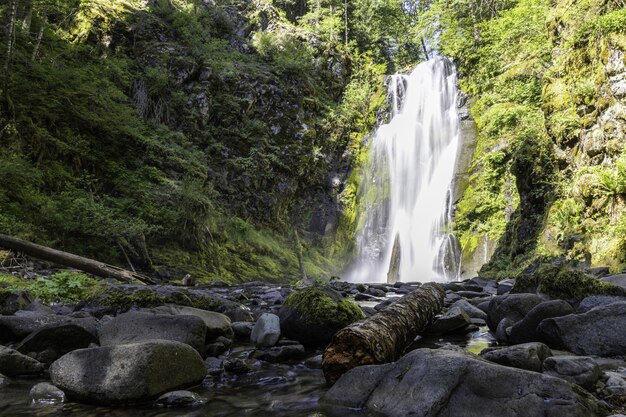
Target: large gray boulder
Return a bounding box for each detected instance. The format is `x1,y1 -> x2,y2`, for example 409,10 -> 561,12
543,356 -> 601,391
480,342 -> 553,372
601,274 -> 626,290
538,302 -> 626,356
508,300 -> 574,345
486,293 -> 545,331
577,295 -> 626,313
427,307 -> 471,334
98,312 -> 207,353
148,305 -> 233,341
50,340 -> 206,404
0,345 -> 44,376
323,348 -> 607,417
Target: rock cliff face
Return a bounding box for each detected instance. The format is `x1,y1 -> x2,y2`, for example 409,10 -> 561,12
454,1 -> 626,278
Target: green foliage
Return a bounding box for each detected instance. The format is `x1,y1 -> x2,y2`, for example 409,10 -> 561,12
512,264 -> 625,300
550,199 -> 582,243
13,272 -> 104,303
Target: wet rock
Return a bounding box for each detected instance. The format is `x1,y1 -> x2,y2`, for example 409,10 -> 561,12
21,300 -> 54,315
30,382 -> 65,404
251,344 -> 306,363
354,293 -> 377,301
50,340 -> 206,405
374,299 -> 393,311
155,390 -> 203,407
0,314 -> 98,343
364,287 -> 385,298
0,373 -> 8,386
149,305 -> 233,340
324,348 -> 607,417
497,279 -> 516,295
450,299 -> 488,320
204,337 -> 229,357
99,312 -> 207,353
538,302 -> 626,356
508,300 -> 574,345
204,357 -> 224,376
278,288 -> 363,347
0,290 -> 33,315
427,307 -> 471,335
16,323 -> 98,358
260,290 -> 284,304
224,358 -> 251,374
495,317 -> 515,344
601,274 -> 626,290
305,354 -> 323,369
486,293 -> 545,331
232,321 -> 254,338
543,356 -> 600,390
0,345 -> 44,376
605,371 -> 626,395
251,313 -> 281,347
577,295 -> 626,313
480,343 -> 553,372
456,291 -> 488,299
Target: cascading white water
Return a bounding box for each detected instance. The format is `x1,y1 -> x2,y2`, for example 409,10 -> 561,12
346,58 -> 462,283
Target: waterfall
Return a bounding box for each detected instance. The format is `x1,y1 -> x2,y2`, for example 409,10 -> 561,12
346,58 -> 462,283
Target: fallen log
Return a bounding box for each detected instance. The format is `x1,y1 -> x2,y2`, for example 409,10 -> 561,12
322,282 -> 444,384
0,233 -> 157,285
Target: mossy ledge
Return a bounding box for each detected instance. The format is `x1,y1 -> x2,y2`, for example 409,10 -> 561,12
283,287 -> 365,326
512,264 -> 626,300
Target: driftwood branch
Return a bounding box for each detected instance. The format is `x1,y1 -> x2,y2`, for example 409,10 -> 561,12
322,283 -> 444,384
0,233 -> 156,284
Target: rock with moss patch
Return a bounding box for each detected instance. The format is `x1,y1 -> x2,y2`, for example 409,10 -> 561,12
0,290 -> 34,315
278,287 -> 364,347
512,265 -> 625,301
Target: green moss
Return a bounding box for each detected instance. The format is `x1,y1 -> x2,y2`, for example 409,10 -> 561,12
283,287 -> 364,327
512,264 -> 625,300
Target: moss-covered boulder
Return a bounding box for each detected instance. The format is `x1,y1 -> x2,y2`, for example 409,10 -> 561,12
278,287 -> 365,347
512,264 -> 626,301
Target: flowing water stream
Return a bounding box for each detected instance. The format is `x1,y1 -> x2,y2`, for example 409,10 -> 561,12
346,58 -> 462,284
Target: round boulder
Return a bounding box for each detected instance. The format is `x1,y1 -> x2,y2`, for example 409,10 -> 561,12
50,340 -> 206,405
278,287 -> 365,347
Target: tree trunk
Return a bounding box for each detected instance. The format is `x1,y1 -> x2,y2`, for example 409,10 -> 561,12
3,0 -> 18,93
322,283 -> 444,384
30,15 -> 44,62
292,227 -> 307,282
0,233 -> 157,284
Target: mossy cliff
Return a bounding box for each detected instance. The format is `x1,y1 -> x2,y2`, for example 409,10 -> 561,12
417,0 -> 626,278
0,0 -> 397,283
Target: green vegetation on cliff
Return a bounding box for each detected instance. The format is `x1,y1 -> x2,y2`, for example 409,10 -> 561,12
413,0 -> 626,278
0,0 -> 420,283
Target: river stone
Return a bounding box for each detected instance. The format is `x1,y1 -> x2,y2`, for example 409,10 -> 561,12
601,274 -> 626,290
149,305 -> 233,341
0,314 -> 98,343
251,313 -> 281,347
480,342 -> 553,372
537,302 -> 626,356
0,290 -> 34,315
508,300 -> 574,345
486,293 -> 545,331
155,390 -> 203,407
497,279 -> 516,295
495,317 -> 515,344
0,345 -> 44,376
577,295 -> 626,313
232,321 -> 254,337
50,340 -> 206,404
427,307 -> 471,334
99,312 -> 207,353
450,299 -> 488,320
251,344 -> 306,363
278,287 -> 364,347
543,356 -> 600,390
323,348 -> 606,417
30,382 -> 65,404
605,371 -> 626,395
16,323 -> 98,357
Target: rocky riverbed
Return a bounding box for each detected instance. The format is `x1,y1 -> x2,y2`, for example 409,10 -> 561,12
0,270 -> 625,417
